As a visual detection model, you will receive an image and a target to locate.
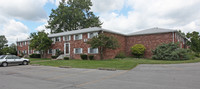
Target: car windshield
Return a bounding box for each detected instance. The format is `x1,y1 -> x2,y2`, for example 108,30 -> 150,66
0,55 -> 6,59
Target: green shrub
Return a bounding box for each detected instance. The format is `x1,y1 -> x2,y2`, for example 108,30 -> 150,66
89,55 -> 94,60
29,54 -> 41,58
51,56 -> 58,59
64,57 -> 69,60
131,44 -> 146,58
115,52 -> 126,58
80,54 -> 88,60
152,43 -> 190,60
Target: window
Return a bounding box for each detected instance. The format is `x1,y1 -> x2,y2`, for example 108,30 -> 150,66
74,34 -> 82,40
55,37 -> 61,42
23,50 -> 27,54
48,49 -> 52,54
74,48 -> 82,54
88,48 -> 98,54
29,50 -> 32,54
6,55 -> 13,59
63,35 -> 71,41
56,49 -> 60,53
12,55 -> 20,59
51,38 -> 55,44
88,32 -> 98,38
23,42 -> 26,46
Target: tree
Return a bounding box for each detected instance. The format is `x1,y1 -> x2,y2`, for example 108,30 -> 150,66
29,31 -> 52,58
1,43 -> 17,55
46,0 -> 102,33
87,34 -> 119,60
0,35 -> 8,55
186,31 -> 200,54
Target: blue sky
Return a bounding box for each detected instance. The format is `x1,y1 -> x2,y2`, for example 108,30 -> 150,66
0,0 -> 200,44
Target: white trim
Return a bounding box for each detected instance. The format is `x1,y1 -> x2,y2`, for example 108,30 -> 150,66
74,48 -> 82,54
88,48 -> 98,54
88,33 -> 90,38
80,34 -> 82,39
68,35 -> 71,41
64,43 -> 70,55
63,36 -> 65,41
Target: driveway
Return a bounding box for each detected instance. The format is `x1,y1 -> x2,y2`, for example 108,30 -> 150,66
0,63 -> 200,89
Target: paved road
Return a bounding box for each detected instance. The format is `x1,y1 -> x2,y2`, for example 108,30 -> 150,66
0,63 -> 200,89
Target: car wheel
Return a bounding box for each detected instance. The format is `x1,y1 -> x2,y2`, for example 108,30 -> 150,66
2,62 -> 8,67
22,61 -> 28,65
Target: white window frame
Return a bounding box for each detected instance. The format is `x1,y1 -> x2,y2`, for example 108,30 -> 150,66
63,35 -> 71,41
52,38 -> 55,44
48,49 -> 52,54
88,48 -> 98,54
55,37 -> 61,42
88,32 -> 98,39
74,34 -> 82,40
74,48 -> 82,54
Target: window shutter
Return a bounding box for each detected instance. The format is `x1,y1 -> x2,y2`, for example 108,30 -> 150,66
74,48 -> 75,54
69,35 -> 71,40
88,48 -> 90,53
80,34 -> 82,39
74,35 -> 76,40
63,36 -> 65,41
88,33 -> 90,38
81,48 -> 83,53
96,48 -> 99,53
59,37 -> 61,41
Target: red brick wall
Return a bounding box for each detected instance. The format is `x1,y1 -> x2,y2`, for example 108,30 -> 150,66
17,41 -> 29,56
126,32 -> 173,58
17,31 -> 185,59
102,32 -> 126,59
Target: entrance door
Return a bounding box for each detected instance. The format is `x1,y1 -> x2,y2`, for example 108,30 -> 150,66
64,43 -> 70,55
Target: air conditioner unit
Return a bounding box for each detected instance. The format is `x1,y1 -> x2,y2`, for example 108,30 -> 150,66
84,39 -> 88,42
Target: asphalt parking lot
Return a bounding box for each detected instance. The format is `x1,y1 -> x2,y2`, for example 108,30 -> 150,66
0,63 -> 200,89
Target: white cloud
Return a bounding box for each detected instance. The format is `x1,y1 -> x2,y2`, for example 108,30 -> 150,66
35,23 -> 51,33
91,0 -> 125,13
96,0 -> 200,34
0,20 -> 29,45
0,0 -> 49,21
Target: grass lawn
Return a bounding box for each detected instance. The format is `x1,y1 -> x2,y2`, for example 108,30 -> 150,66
29,58 -> 51,62
29,58 -> 200,70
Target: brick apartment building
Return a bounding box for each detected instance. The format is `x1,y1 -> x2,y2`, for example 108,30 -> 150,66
17,27 -> 187,59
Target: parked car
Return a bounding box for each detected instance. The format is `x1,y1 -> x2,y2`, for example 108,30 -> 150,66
0,55 -> 29,67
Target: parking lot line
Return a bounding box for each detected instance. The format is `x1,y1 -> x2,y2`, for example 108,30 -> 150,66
75,70 -> 129,87
46,70 -> 96,80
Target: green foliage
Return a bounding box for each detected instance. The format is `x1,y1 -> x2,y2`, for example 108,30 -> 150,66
0,43 -> 17,55
115,52 -> 126,59
88,55 -> 94,60
0,35 -> 8,54
46,0 -> 102,33
87,34 -> 119,59
152,43 -> 190,60
131,44 -> 146,58
29,31 -> 52,58
64,57 -> 69,60
29,54 -> 41,58
186,31 -> 200,54
80,54 -> 88,60
56,50 -> 63,57
51,56 -> 58,59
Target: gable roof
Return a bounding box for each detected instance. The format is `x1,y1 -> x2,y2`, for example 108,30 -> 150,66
48,27 -> 125,37
17,27 -> 183,42
127,27 -> 177,36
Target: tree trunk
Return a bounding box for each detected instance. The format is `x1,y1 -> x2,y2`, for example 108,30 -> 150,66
100,47 -> 104,60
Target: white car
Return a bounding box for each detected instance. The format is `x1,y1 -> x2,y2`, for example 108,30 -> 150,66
0,55 -> 30,67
